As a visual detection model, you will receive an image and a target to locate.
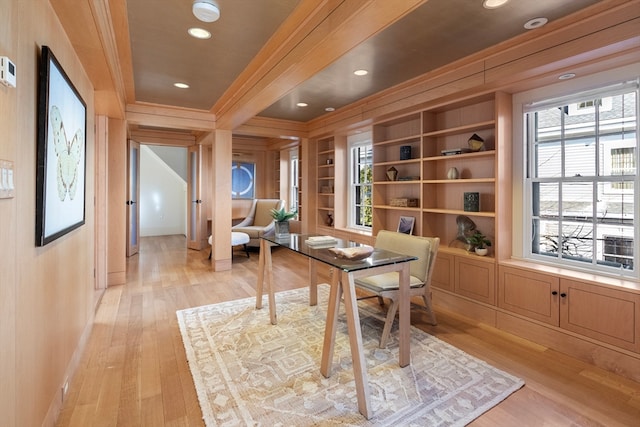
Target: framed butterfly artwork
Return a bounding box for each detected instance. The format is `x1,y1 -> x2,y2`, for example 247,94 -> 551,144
35,46 -> 87,246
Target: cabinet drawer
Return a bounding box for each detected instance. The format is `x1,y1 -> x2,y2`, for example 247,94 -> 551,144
561,279 -> 640,353
498,266 -> 559,325
455,256 -> 495,305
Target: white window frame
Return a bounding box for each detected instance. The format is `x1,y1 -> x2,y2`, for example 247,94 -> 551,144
512,65 -> 639,280
289,147 -> 299,216
347,132 -> 373,231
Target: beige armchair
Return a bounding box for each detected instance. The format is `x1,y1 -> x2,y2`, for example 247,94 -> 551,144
355,230 -> 439,348
232,199 -> 285,247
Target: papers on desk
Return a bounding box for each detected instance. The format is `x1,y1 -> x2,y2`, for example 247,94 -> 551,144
305,236 -> 338,247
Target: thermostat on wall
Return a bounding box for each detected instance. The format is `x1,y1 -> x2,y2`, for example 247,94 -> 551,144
0,56 -> 16,88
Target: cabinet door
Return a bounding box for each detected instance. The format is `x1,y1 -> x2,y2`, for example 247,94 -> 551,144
454,256 -> 495,305
498,266 -> 559,325
432,251 -> 454,291
560,279 -> 640,353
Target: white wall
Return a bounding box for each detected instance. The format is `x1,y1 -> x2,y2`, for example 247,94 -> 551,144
140,145 -> 187,236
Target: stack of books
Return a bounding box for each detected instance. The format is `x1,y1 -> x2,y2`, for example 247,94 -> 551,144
305,235 -> 338,248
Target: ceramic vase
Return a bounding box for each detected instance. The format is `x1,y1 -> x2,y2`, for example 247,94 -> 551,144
275,221 -> 290,238
475,247 -> 488,256
386,166 -> 398,181
447,167 -> 459,179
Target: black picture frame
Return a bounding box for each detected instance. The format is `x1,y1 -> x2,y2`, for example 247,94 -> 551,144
397,216 -> 415,235
35,46 -> 87,246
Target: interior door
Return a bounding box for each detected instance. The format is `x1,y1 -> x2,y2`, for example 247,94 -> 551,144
187,145 -> 203,250
126,140 -> 140,256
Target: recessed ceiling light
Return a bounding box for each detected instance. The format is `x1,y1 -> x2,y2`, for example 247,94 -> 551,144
524,17 -> 548,29
193,0 -> 220,23
325,107 -> 335,112
558,73 -> 576,80
353,69 -> 368,76
296,102 -> 308,107
483,0 -> 510,9
174,82 -> 190,89
188,28 -> 211,39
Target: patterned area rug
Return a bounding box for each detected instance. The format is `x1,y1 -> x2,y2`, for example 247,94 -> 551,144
176,285 -> 524,426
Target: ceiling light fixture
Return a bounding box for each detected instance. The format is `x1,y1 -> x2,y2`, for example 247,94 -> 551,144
325,107 -> 335,112
558,73 -> 576,80
192,0 -> 220,23
174,82 -> 190,89
188,28 -> 211,39
482,0 -> 510,9
354,69 -> 368,76
296,102 -> 308,107
524,17 -> 548,29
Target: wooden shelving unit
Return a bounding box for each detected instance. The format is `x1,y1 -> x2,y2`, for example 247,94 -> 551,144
371,113 -> 422,235
273,150 -> 281,199
316,137 -> 335,229
370,92 -> 512,306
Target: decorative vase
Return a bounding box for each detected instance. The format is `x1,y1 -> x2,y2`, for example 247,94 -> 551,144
386,166 -> 398,181
468,133 -> 485,152
463,192 -> 480,212
274,221 -> 290,238
326,212 -> 334,227
400,145 -> 412,160
475,247 -> 488,256
447,167 -> 459,179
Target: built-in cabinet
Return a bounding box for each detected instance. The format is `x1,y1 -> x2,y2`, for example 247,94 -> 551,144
499,265 -> 640,353
372,92 -> 511,299
308,90 -> 639,380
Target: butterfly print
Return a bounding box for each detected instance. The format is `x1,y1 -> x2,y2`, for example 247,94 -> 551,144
50,105 -> 83,201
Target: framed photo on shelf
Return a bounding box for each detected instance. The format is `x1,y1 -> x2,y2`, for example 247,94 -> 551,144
35,46 -> 87,246
397,216 -> 415,235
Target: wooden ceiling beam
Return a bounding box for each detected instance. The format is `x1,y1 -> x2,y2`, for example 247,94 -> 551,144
212,0 -> 428,130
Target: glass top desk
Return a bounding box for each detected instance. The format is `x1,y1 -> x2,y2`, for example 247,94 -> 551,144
257,233 -> 416,419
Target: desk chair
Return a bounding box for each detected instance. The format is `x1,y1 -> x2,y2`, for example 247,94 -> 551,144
354,230 -> 439,348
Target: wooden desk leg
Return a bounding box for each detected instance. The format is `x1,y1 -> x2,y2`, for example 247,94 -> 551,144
342,272 -> 372,419
398,263 -> 410,367
256,239 -> 266,309
264,242 -> 277,325
320,269 -> 341,378
308,258 -> 318,306
256,239 -> 277,324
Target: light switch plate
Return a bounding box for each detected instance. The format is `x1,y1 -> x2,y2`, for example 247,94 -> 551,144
0,159 -> 15,198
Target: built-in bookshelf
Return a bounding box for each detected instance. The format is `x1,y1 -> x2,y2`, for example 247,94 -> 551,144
273,150 -> 280,199
316,136 -> 335,229
372,93 -> 511,262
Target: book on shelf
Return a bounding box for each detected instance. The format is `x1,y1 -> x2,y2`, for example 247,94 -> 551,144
441,148 -> 472,156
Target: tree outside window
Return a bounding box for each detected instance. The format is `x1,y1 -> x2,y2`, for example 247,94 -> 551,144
349,134 -> 373,230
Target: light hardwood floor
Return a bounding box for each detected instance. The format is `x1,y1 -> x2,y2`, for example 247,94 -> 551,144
56,235 -> 640,426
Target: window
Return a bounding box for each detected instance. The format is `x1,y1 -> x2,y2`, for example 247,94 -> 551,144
231,162 -> 255,199
289,148 -> 299,217
524,81 -> 638,276
348,133 -> 373,230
